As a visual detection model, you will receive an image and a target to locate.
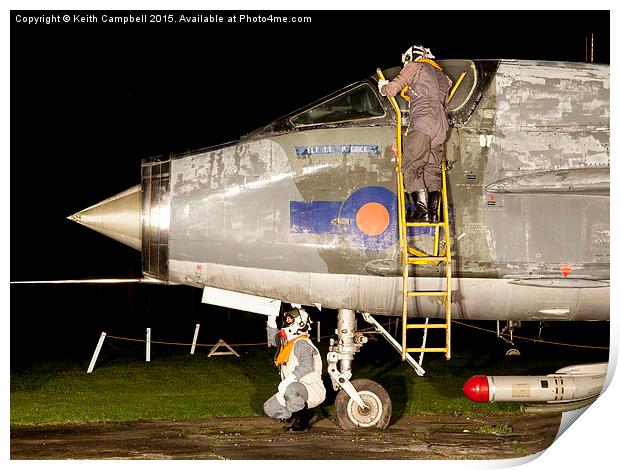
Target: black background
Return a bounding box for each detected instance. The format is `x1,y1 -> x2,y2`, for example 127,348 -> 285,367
9,10 -> 610,364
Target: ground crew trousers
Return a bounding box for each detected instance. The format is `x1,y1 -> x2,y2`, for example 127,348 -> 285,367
263,382 -> 309,420
403,129 -> 443,193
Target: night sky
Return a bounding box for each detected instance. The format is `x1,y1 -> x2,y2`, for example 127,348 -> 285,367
9,10 -> 611,363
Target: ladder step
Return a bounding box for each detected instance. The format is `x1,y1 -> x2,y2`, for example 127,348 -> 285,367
407,247 -> 434,257
406,222 -> 445,227
407,291 -> 447,297
407,256 -> 447,264
406,347 -> 448,353
407,324 -> 448,329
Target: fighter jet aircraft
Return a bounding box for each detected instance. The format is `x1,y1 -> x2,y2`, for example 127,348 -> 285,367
68,58 -> 609,429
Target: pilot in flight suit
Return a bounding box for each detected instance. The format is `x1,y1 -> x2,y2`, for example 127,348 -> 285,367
378,45 -> 452,223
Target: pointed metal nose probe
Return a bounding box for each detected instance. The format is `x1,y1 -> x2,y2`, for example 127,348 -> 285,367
68,184 -> 142,251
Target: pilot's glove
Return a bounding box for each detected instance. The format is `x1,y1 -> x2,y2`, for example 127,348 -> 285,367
277,374 -> 296,395
377,79 -> 389,96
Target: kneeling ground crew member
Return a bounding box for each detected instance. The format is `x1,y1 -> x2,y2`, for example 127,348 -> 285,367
264,308 -> 326,432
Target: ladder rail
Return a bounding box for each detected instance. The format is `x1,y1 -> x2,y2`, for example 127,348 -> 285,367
376,68 -> 409,361
441,161 -> 453,359
399,171 -> 408,361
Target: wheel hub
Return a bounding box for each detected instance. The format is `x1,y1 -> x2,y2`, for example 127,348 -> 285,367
347,391 -> 383,427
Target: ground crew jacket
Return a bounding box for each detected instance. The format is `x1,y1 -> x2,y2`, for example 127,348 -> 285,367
280,337 -> 326,409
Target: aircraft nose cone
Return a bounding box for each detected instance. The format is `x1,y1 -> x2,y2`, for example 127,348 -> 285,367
68,184 -> 142,251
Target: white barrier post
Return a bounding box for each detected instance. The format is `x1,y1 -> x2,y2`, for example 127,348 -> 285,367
146,328 -> 151,362
87,332 -> 106,373
317,321 -> 321,343
190,324 -> 201,355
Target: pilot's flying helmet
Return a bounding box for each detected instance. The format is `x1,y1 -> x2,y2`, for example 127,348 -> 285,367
282,307 -> 311,340
402,45 -> 435,64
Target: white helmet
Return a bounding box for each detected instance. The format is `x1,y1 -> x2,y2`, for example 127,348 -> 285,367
402,45 -> 435,64
282,307 -> 311,340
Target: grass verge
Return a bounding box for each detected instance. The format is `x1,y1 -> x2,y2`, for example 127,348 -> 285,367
10,339 -> 531,426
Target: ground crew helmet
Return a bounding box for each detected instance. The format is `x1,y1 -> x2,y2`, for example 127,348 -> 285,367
402,45 -> 435,63
282,307 -> 311,340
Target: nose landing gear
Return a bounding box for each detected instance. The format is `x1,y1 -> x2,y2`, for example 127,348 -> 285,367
328,309 -> 393,429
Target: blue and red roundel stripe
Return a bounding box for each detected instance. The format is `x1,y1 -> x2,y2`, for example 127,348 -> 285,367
290,186 -> 398,252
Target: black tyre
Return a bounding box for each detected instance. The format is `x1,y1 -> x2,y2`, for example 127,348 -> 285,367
334,379 -> 392,430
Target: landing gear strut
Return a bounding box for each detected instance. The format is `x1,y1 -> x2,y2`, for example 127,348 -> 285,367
498,320 -> 522,356
327,309 -> 392,429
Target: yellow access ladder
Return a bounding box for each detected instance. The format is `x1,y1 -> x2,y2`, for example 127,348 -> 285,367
377,68 -> 453,361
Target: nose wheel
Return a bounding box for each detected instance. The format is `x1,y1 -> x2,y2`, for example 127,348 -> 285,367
334,379 -> 392,429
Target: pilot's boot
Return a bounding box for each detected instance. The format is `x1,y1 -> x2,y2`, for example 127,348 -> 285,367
286,405 -> 313,432
411,190 -> 429,223
284,410 -> 301,431
428,191 -> 441,224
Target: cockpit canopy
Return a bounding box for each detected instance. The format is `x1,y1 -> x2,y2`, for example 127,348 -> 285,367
247,59 -> 497,138
289,83 -> 386,127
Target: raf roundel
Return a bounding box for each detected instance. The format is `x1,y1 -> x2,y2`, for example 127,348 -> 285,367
289,185 -> 398,252
338,186 -> 398,252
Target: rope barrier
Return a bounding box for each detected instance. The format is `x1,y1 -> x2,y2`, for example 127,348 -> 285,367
452,320 -> 609,350
104,320 -> 608,351
87,318 -> 608,375
105,335 -> 268,348
104,323 -> 387,349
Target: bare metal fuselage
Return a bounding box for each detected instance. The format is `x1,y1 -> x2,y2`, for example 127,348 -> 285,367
71,59 -> 609,321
